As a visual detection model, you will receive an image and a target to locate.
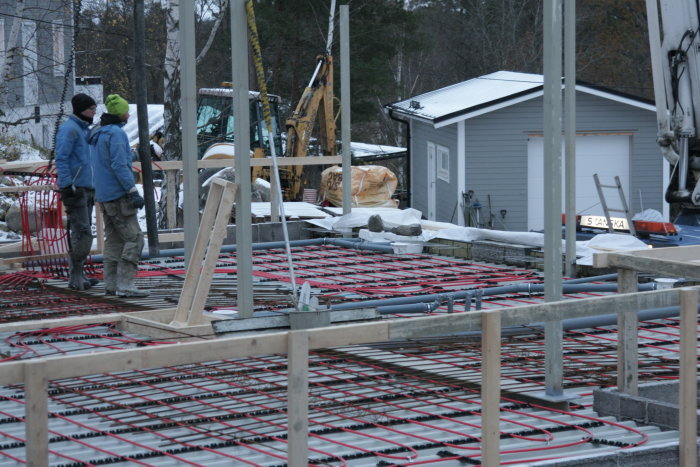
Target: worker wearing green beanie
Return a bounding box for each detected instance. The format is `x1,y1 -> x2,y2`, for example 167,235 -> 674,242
105,94 -> 129,117
89,92 -> 147,298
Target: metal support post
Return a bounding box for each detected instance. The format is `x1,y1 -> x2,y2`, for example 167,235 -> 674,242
180,0 -> 198,266
340,5 -> 352,217
564,0 -> 576,278
544,0 -> 564,397
231,0 -> 254,318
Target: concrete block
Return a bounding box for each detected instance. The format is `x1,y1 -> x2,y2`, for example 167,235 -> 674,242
638,381 -> 678,404
592,388 -> 621,418
618,444 -> 680,466
646,400 -> 680,430
619,395 -> 647,422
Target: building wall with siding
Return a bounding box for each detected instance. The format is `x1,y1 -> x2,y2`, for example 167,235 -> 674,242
410,91 -> 660,231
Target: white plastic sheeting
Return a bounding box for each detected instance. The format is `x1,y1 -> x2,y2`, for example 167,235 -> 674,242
306,208 -> 650,265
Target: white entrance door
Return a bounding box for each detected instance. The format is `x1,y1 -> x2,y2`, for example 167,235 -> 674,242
527,134 -> 630,231
427,142 -> 437,220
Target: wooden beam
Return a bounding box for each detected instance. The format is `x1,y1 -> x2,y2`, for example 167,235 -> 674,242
617,269 -> 638,395
24,360 -> 48,467
481,310 -> 501,467
594,247 -> 700,279
0,185 -> 55,193
287,331 -> 309,465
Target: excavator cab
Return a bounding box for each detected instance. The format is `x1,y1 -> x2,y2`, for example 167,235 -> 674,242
195,86 -> 283,159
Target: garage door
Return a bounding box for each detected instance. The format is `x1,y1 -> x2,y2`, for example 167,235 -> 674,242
527,134 -> 630,231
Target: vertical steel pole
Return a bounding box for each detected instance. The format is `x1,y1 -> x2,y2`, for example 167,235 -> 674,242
180,0 -> 198,267
564,0 -> 576,278
134,0 -> 159,256
544,0 -> 564,397
340,5 -> 352,216
231,0 -> 254,318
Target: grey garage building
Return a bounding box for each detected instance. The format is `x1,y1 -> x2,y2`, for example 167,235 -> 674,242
384,71 -> 666,232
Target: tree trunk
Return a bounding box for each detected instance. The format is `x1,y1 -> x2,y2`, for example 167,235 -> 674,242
160,0 -> 182,229
1,0 -> 25,106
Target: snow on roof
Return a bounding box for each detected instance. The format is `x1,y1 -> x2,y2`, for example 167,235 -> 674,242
350,142 -> 405,159
388,71 -> 542,123
386,70 -> 654,128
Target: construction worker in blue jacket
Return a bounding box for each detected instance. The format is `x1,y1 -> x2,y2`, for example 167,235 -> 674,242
55,93 -> 99,290
89,94 -> 148,298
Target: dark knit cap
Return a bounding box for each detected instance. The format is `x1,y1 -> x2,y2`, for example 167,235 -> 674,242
71,93 -> 97,115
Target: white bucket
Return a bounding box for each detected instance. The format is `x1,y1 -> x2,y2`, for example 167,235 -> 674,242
654,278 -> 677,290
391,242 -> 423,255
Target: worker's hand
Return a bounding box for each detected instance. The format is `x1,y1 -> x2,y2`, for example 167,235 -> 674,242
129,191 -> 145,209
59,185 -> 84,204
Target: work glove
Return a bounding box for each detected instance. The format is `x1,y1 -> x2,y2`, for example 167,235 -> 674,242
129,191 -> 145,209
59,185 -> 84,204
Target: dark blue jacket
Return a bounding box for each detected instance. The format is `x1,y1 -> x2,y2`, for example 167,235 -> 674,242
89,119 -> 136,203
54,115 -> 94,189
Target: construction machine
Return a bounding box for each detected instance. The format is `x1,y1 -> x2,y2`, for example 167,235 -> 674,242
646,0 -> 700,224
195,85 -> 283,159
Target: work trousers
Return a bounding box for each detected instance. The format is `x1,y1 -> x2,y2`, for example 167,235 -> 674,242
101,196 -> 144,291
62,188 -> 95,264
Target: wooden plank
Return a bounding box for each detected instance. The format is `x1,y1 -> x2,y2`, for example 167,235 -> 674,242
480,310 -> 501,467
595,249 -> 700,279
617,269 -> 638,395
188,182 -> 237,325
388,288 -> 684,340
287,331 -> 309,465
0,185 -> 55,193
24,360 -> 48,467
134,155 -> 342,171
679,288 -> 698,467
172,181 -> 226,324
308,321 -> 390,349
0,313 -> 123,334
166,170 -> 176,230
35,331 -> 289,382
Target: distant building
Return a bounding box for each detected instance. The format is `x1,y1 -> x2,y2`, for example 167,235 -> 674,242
385,71 -> 665,231
0,1 -> 100,150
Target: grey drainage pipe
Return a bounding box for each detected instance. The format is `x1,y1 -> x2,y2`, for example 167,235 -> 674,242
331,282 -> 656,313
84,237 -> 394,262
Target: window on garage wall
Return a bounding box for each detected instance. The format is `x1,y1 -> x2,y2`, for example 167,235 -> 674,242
437,144 -> 449,182
52,22 -> 65,77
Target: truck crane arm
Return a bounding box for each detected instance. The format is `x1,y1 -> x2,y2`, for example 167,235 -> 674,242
646,0 -> 700,208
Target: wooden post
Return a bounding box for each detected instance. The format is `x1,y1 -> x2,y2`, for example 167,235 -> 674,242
166,170 -> 177,230
481,310 -> 501,467
679,288 -> 698,467
287,330 -> 309,465
24,360 -> 48,467
616,268 -> 638,395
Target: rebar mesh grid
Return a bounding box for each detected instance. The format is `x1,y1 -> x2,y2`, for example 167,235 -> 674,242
0,317 -> 690,466
2,244 -> 603,322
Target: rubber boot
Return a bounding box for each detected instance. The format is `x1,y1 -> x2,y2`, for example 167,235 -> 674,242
116,262 -> 149,298
103,261 -> 118,295
82,270 -> 99,289
68,259 -> 85,290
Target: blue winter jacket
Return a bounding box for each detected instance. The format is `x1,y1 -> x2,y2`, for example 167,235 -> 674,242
54,115 -> 94,189
89,121 -> 137,203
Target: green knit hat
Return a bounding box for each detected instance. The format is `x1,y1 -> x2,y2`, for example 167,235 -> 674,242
105,94 -> 129,116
